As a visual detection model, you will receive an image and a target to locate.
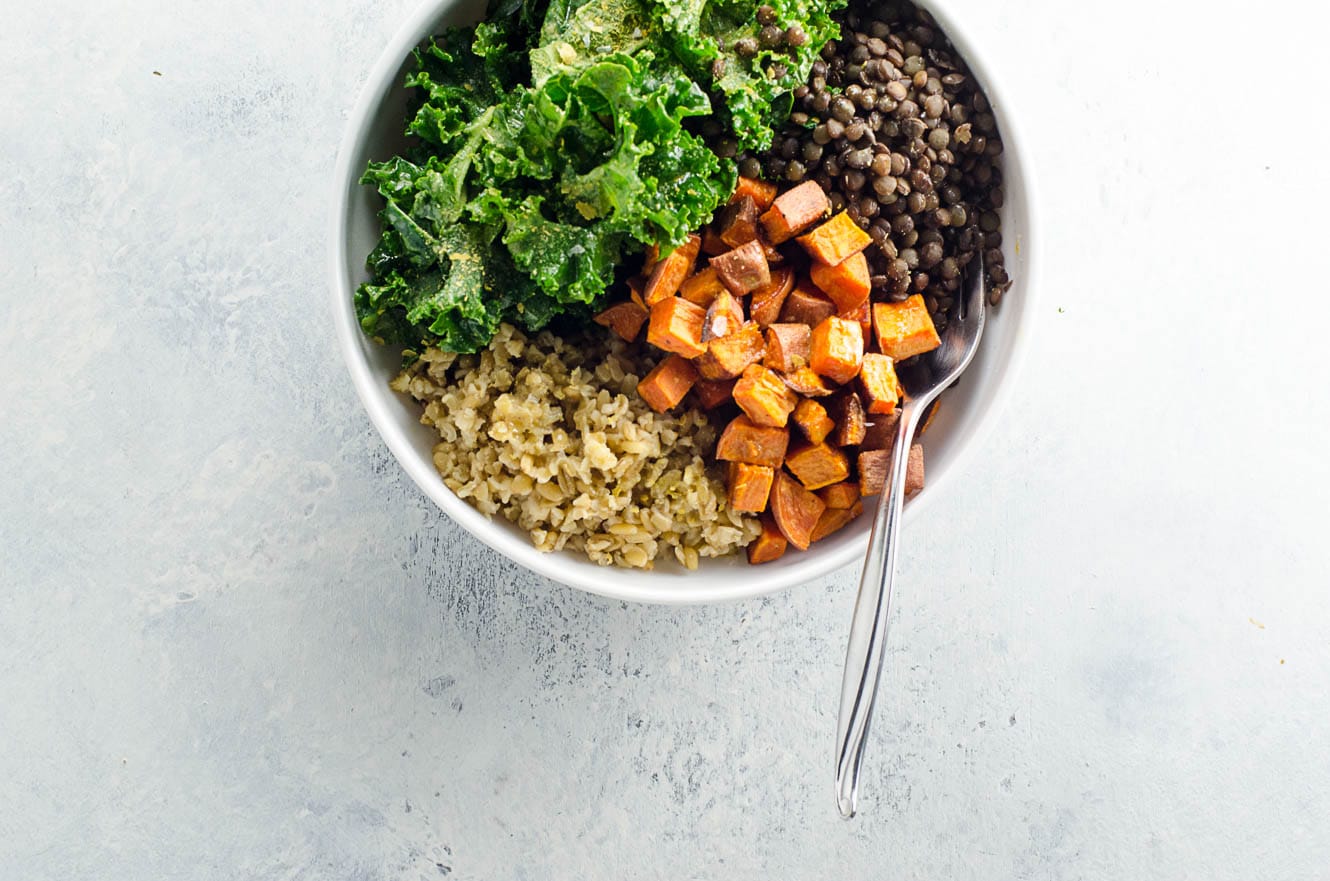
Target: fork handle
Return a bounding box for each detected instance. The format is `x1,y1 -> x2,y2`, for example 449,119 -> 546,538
834,399 -> 923,818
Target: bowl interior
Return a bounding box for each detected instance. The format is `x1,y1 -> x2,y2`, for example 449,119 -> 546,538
330,0 -> 1035,603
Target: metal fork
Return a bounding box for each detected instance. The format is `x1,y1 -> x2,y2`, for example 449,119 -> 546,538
834,256 -> 987,818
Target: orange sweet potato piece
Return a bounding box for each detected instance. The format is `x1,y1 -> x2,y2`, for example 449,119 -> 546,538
797,211 -> 872,266
747,514 -> 788,564
692,378 -> 737,410
636,354 -> 698,412
703,290 -> 745,342
732,175 -> 778,211
626,275 -> 646,309
701,227 -> 728,256
696,323 -> 765,380
810,250 -> 871,312
750,267 -> 796,327
732,363 -> 798,427
905,443 -> 926,496
642,243 -> 659,276
760,180 -> 831,244
711,239 -> 770,296
727,461 -> 775,513
647,297 -> 707,359
679,267 -> 726,306
769,470 -> 826,550
811,500 -> 864,542
861,409 -> 900,450
858,443 -> 925,496
785,442 -> 851,490
717,196 -> 760,248
817,482 -> 861,509
839,298 -> 873,338
859,353 -> 902,415
781,366 -> 833,397
763,323 -> 812,374
792,398 -> 835,444
826,391 -> 867,446
809,315 -> 864,385
593,300 -> 649,342
642,234 -> 700,305
872,295 -> 942,361
779,285 -> 838,327
716,414 -> 789,468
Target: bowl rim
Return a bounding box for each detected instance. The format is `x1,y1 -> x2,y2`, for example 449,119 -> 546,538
328,0 -> 1040,605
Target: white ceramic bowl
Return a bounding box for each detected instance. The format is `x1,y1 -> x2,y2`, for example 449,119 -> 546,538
329,0 -> 1037,604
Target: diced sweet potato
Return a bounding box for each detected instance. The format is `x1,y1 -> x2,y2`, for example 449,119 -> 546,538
769,470 -> 826,551
692,378 -> 737,409
810,251 -> 871,312
727,461 -> 775,513
696,323 -> 765,380
642,243 -> 659,276
703,290 -> 745,342
626,275 -> 646,309
859,353 -> 901,415
593,300 -> 649,342
716,415 -> 789,468
905,443 -> 925,496
785,442 -> 851,490
858,448 -> 891,496
764,323 -> 812,374
779,285 -> 838,327
750,267 -> 795,327
732,175 -> 778,211
647,297 -> 707,359
839,297 -> 873,338
760,180 -> 831,244
711,239 -> 770,296
809,315 -> 864,385
717,196 -> 759,248
872,295 -> 942,361
781,366 -> 833,397
642,234 -> 700,305
826,391 -> 867,446
792,398 -> 835,444
679,267 -> 726,306
747,514 -> 788,564
636,354 -> 698,412
861,410 -> 900,450
759,234 -> 785,267
817,482 -> 861,509
810,500 -> 864,542
732,363 -> 797,427
701,227 -> 728,256
797,211 -> 872,266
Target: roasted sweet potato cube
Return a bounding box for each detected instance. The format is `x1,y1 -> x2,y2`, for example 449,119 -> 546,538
718,196 -> 760,248
716,415 -> 789,468
696,323 -> 765,380
839,298 -> 872,338
647,297 -> 707,359
732,175 -> 778,211
809,315 -> 864,385
760,180 -> 831,244
764,323 -> 812,374
750,267 -> 795,327
626,275 -> 646,309
703,290 -> 745,342
747,514 -> 788,564
859,353 -> 902,415
785,442 -> 851,490
679,267 -> 726,306
593,300 -> 649,342
779,284 -> 838,327
905,443 -> 925,495
642,243 -> 659,275
727,461 -> 775,513
826,391 -> 867,446
797,211 -> 872,266
811,500 -> 864,542
642,234 -> 700,305
711,239 -> 770,296
733,363 -> 798,428
861,410 -> 900,450
872,295 -> 942,361
810,250 -> 871,312
817,482 -> 861,509
770,470 -> 826,551
781,366 -> 833,397
701,227 -> 728,256
858,448 -> 891,496
792,398 -> 835,444
692,378 -> 737,410
636,354 -> 698,412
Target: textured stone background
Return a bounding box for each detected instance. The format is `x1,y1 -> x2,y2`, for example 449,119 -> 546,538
3,0 -> 1328,878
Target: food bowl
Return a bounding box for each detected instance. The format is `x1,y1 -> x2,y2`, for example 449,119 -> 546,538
329,0 -> 1037,604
